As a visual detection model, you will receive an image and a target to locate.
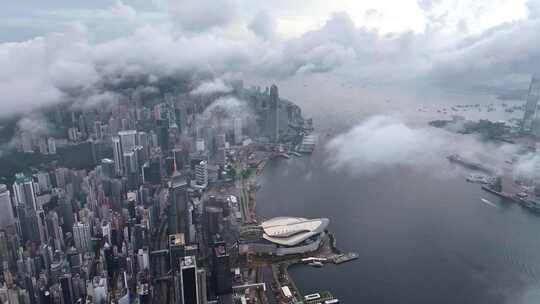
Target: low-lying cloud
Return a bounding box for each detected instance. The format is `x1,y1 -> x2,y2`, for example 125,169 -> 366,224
326,115 -> 517,175
196,96 -> 256,132
190,78 -> 233,96
2,1 -> 540,119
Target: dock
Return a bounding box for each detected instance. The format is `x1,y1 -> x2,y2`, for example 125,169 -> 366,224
297,134 -> 317,154
333,252 -> 359,264
303,290 -> 338,304
481,186 -> 519,202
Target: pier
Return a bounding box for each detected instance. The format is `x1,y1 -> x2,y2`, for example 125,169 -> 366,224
249,233 -> 356,303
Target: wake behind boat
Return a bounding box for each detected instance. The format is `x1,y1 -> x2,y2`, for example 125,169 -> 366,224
480,197 -> 498,208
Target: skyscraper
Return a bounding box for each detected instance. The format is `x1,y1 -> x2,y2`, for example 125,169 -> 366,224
12,173 -> 37,211
94,121 -> 102,140
169,173 -> 188,234
233,118 -> 242,145
522,76 -> 540,133
0,185 -> 15,229
212,240 -> 232,296
118,130 -> 137,153
60,274 -> 75,304
194,161 -> 208,188
100,158 -> 115,179
73,222 -> 91,252
178,256 -> 199,304
47,137 -> 56,154
269,84 -> 280,142
112,136 -> 123,174
46,211 -> 65,251
123,151 -> 138,176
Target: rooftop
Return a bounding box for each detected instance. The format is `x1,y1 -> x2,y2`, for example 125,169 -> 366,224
260,217 -> 329,246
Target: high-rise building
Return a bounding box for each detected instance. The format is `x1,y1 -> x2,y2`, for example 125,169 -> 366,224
73,222 -> 91,252
112,136 -> 123,174
0,185 -> 15,229
68,127 -> 79,142
123,151 -> 138,175
233,118 -> 243,145
212,240 -> 232,296
12,173 -> 37,211
57,197 -> 74,234
34,172 -> 51,194
522,76 -> 540,133
137,131 -> 149,158
195,139 -> 205,152
18,207 -> 43,244
172,148 -> 187,172
142,157 -> 161,185
21,132 -> 33,153
38,137 -> 48,154
197,268 -> 208,304
60,274 -> 74,304
54,168 -> 69,189
178,256 -> 199,304
134,145 -> 145,168
118,130 -> 137,154
269,84 -> 280,142
46,211 -> 65,251
100,158 -> 115,179
47,137 -> 56,154
169,174 -> 188,234
195,161 -> 208,188
94,121 -> 102,140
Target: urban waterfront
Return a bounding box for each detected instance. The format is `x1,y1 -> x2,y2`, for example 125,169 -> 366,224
257,137 -> 540,304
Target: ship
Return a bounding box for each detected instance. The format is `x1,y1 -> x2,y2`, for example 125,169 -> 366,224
466,174 -> 492,184
520,198 -> 540,214
308,261 -> 324,268
447,154 -> 495,174
333,252 -> 359,264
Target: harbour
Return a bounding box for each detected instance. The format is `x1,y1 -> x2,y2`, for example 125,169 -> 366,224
256,148 -> 540,304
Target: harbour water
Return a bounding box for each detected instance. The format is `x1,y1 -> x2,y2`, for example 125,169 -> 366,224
256,140 -> 540,304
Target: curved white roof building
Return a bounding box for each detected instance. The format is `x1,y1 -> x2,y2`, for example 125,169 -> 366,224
260,217 -> 329,246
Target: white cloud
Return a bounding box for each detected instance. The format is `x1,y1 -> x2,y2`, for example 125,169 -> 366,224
513,152 -> 540,180
190,78 -> 233,95
248,11 -> 276,40
326,115 -> 517,175
167,0 -> 238,32
17,114 -> 53,136
110,0 -> 137,22
1,1 -> 540,118
196,96 -> 255,131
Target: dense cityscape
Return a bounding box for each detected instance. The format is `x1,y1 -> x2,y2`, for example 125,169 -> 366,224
0,80 -> 355,303
6,1 -> 540,304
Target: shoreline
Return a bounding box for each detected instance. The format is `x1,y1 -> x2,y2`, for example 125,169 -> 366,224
248,155 -> 356,303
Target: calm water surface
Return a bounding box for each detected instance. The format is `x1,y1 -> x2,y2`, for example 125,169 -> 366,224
256,143 -> 540,304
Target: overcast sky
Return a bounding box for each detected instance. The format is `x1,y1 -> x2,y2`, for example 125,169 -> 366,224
1,0 -> 540,117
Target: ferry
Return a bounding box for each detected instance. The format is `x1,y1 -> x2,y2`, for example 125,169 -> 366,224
447,154 -> 494,174
466,174 -> 490,184
308,261 -> 324,268
305,293 -> 321,301
334,252 -> 359,264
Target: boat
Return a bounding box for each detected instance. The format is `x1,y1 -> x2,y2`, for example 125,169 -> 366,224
520,199 -> 540,214
466,174 -> 490,184
308,261 -> 324,268
290,151 -> 302,157
447,154 -> 494,174
334,252 -> 359,264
